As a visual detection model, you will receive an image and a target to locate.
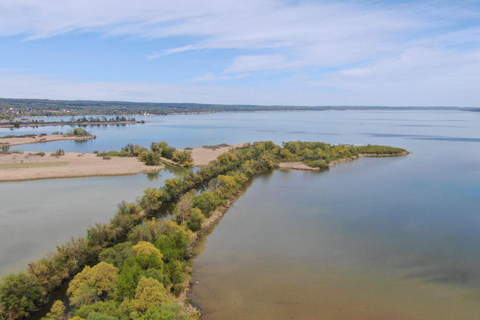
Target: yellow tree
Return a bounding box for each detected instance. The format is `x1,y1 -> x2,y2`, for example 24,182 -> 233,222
46,300 -> 65,320
132,241 -> 163,260
67,262 -> 118,307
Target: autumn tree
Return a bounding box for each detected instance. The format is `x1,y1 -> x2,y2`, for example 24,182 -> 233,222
46,300 -> 65,320
0,272 -> 46,320
67,262 -> 118,307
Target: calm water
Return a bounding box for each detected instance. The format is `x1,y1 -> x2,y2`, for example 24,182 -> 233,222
1,110 -> 480,318
185,111 -> 480,319
0,170 -> 177,278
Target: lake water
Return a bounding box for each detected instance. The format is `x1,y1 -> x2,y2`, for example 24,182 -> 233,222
1,110 -> 480,318
0,170 -> 178,278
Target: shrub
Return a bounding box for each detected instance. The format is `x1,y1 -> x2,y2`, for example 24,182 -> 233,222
304,160 -> 329,170
0,272 -> 47,319
51,149 -> 65,157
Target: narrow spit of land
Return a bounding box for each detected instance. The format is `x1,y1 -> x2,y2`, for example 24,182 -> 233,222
0,134 -> 95,146
0,152 -> 162,182
0,141 -> 408,320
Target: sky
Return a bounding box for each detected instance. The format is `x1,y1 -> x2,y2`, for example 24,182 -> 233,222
0,0 -> 479,107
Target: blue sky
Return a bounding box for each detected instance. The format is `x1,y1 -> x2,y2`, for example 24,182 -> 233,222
0,0 -> 479,106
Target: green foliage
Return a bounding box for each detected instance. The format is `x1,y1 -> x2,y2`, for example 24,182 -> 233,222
0,140 -> 408,320
155,232 -> 192,264
132,242 -> 163,261
99,242 -> 133,268
74,301 -> 122,319
141,303 -> 189,320
186,208 -> 205,232
72,128 -> 90,136
282,141 -> 406,167
0,272 -> 46,319
172,150 -> 194,166
86,312 -> 118,320
119,277 -> 169,317
46,300 -> 65,320
139,151 -> 160,166
67,262 -> 118,307
192,191 -> 224,218
139,188 -> 163,214
304,160 -> 329,170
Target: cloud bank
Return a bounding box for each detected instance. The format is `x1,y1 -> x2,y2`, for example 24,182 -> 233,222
0,0 -> 479,106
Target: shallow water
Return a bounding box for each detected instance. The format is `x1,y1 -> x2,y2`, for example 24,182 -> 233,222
190,162 -> 480,319
0,170 -> 177,278
1,110 -> 480,318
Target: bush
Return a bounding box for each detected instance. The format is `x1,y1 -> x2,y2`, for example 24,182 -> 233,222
0,272 -> 47,319
304,160 -> 329,170
51,149 -> 65,157
72,128 -> 90,136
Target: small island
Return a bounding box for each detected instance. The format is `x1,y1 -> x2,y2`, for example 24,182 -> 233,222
0,129 -> 96,148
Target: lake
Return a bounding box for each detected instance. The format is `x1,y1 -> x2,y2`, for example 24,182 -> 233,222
1,110 -> 479,318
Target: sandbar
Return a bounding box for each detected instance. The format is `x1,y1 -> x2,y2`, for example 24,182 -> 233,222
0,152 -> 163,182
0,134 -> 95,146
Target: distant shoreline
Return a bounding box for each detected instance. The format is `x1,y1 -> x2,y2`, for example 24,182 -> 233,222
0,120 -> 142,128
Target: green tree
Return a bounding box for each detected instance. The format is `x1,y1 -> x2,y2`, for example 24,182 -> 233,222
67,262 -> 118,307
139,187 -> 163,214
0,272 -> 46,320
132,241 -> 163,260
46,300 -> 65,320
99,242 -> 133,268
86,312 -> 118,320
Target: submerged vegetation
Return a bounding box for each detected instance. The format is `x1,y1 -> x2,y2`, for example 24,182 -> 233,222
0,141 -> 407,320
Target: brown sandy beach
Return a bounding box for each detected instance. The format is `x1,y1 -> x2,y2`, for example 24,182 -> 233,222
0,134 -> 95,146
188,143 -> 246,166
0,152 -> 163,182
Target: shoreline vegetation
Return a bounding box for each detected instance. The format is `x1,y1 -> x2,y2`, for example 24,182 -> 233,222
0,141 -> 408,320
0,117 -> 143,129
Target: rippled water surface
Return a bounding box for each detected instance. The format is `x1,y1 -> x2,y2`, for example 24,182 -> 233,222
1,110 -> 480,318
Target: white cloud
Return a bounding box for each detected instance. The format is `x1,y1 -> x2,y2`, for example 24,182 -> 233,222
224,55 -> 299,73
0,1 -> 479,105
190,72 -> 251,82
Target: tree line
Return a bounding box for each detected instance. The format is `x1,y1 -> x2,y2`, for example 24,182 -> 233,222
0,141 -> 407,320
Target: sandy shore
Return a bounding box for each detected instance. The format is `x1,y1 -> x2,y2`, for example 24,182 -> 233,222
0,152 -> 163,182
0,134 -> 95,146
189,143 -> 246,166
278,161 -> 320,171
